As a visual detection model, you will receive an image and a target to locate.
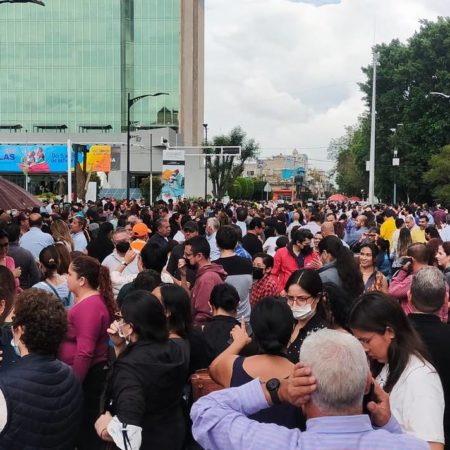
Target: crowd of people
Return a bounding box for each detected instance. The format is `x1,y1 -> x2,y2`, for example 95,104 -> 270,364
0,197 -> 449,449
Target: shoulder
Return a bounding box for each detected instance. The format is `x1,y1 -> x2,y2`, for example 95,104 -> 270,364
400,355 -> 441,386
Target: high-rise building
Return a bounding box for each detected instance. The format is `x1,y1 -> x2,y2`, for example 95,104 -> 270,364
0,0 -> 204,197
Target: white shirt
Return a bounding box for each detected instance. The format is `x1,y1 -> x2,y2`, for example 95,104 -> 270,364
439,225 -> 450,242
207,232 -> 221,261
102,250 -> 139,276
263,236 -> 278,257
71,231 -> 88,252
300,222 -> 321,236
19,227 -> 54,261
173,230 -> 185,244
376,354 -> 444,444
236,221 -> 247,238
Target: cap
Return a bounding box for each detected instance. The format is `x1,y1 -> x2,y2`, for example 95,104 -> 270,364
132,222 -> 150,238
130,239 -> 146,253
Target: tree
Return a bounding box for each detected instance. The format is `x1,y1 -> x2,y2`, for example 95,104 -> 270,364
139,176 -> 162,204
423,145 -> 450,204
207,127 -> 259,199
228,179 -> 241,199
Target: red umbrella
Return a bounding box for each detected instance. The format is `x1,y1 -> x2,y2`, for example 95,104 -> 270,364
328,194 -> 348,202
0,177 -> 43,210
348,196 -> 361,201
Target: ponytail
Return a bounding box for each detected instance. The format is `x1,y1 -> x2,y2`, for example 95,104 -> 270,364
99,265 -> 116,317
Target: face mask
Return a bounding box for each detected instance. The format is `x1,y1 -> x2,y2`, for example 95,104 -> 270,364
10,338 -> 21,357
291,304 -> 316,321
301,245 -> 313,255
116,241 -> 130,254
252,267 -> 264,280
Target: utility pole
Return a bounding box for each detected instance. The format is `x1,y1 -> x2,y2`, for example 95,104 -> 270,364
368,49 -> 378,205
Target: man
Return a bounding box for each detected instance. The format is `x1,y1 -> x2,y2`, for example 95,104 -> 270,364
148,218 -> 170,250
19,213 -> 54,260
214,226 -> 252,322
345,215 -> 369,249
418,215 -> 430,234
235,207 -> 248,238
205,217 -> 221,262
405,214 -> 426,243
191,329 -> 428,450
242,217 -> 264,257
321,222 -> 349,248
6,224 -> 40,289
439,214 -> 450,242
130,222 -> 151,253
286,212 -> 301,241
300,213 -> 321,235
102,227 -> 139,276
179,236 -> 227,325
380,209 -> 396,249
230,224 -> 252,260
408,267 -> 450,447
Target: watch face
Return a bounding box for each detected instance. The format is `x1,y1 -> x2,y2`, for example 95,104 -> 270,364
266,378 -> 280,391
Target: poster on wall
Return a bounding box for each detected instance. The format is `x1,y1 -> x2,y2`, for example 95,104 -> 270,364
160,149 -> 185,201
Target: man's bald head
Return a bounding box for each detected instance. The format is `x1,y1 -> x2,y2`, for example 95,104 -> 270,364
321,222 -> 335,237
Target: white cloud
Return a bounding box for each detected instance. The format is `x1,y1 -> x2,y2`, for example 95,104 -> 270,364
204,0 -> 449,170
287,0 -> 341,5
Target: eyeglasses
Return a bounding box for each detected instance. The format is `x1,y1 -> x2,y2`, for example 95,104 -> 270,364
357,334 -> 376,345
286,295 -> 312,306
184,252 -> 194,258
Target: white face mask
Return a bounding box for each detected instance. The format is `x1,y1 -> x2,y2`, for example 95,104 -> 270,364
291,304 -> 316,321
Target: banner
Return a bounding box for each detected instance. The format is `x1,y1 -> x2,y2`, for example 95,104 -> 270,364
86,145 -> 111,172
160,149 -> 185,201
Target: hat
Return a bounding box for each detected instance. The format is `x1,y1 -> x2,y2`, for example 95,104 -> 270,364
132,223 -> 150,238
130,239 -> 146,253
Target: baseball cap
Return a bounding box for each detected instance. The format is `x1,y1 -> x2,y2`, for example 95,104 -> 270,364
130,239 -> 146,253
132,223 -> 150,238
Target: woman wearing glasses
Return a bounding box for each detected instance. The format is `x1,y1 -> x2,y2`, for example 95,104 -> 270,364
349,292 -> 444,449
285,269 -> 328,364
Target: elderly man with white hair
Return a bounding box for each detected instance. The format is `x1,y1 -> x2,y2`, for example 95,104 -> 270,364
191,329 -> 428,449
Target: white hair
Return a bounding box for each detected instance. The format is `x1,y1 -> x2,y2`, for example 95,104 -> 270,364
300,329 -> 369,415
207,217 -> 220,231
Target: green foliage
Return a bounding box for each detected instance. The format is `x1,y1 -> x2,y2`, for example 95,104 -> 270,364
424,145 -> 450,204
245,178 -> 254,199
228,180 -> 241,199
207,126 -> 259,199
139,176 -> 162,204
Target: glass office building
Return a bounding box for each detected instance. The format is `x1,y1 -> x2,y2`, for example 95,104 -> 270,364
0,0 -> 180,133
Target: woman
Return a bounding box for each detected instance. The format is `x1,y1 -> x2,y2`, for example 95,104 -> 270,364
313,231 -> 323,252
0,289 -> 82,448
250,252 -> 278,306
317,235 -> 364,299
349,292 -> 445,447
359,242 -> 388,293
436,241 -> 450,289
285,269 -> 328,363
60,255 -> 116,450
33,245 -> 73,308
322,282 -> 354,332
50,218 -> 74,252
392,227 -> 412,269
0,229 -> 20,291
70,215 -> 90,252
0,266 -> 18,367
95,291 -> 188,450
209,297 -> 302,428
87,221 -> 114,263
427,237 -> 444,267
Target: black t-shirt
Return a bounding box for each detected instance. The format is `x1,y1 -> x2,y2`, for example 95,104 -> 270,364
242,233 -> 263,257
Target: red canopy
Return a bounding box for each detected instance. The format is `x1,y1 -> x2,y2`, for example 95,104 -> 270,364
328,194 -> 348,202
0,177 -> 42,210
348,196 -> 361,201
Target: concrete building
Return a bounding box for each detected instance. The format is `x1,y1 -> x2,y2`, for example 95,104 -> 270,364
0,0 -> 205,198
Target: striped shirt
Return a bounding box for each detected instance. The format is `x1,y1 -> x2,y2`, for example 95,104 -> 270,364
191,379 -> 428,450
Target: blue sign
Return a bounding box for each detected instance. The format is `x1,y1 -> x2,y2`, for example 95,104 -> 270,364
0,145 -> 79,173
281,167 -> 305,181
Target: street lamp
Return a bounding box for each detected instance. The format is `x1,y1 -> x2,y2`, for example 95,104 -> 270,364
203,123 -> 208,200
390,123 -> 403,204
126,92 -> 168,200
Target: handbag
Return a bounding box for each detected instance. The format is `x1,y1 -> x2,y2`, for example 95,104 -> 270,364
190,369 -> 223,401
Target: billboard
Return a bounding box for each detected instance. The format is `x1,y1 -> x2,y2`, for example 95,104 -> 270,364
160,149 -> 185,201
86,145 -> 111,172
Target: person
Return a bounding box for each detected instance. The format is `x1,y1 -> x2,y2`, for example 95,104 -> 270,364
405,214 -> 426,243
285,269 -> 328,363
392,227 -> 412,269
359,242 -> 388,293
50,218 -> 74,252
322,281 -> 354,332
408,267 -> 450,446
95,291 -> 188,450
235,207 -> 248,238
250,252 -> 278,306
345,214 -> 369,249
0,289 -> 82,449
271,229 -> 316,294
129,222 -> 151,253
180,236 -> 227,325
317,235 -> 364,298
209,297 -> 302,428
380,209 -> 396,249
300,212 -> 321,235
0,266 -> 18,367
59,255 -> 116,450
231,224 -> 252,260
263,222 -> 286,256
0,228 -> 20,292
205,217 -> 221,261
86,221 -> 114,263
349,292 -> 445,448
242,217 -> 264,257
5,223 -> 40,289
436,242 -> 450,289
19,212 -> 54,260
286,212 -> 301,241
214,225 -> 252,322
33,245 -> 73,308
70,215 -> 89,252
117,269 -> 162,308
191,328 -> 429,450
148,217 -> 171,250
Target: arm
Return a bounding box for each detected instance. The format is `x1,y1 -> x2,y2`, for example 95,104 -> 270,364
28,257 -> 41,287
388,268 -> 410,299
270,252 -> 282,291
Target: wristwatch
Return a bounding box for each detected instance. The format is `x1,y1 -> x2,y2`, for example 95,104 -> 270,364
121,261 -> 128,267
266,378 -> 281,405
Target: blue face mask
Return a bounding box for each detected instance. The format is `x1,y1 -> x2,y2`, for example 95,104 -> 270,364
10,338 -> 21,357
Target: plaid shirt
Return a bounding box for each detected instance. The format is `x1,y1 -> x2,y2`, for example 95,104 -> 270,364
250,275 -> 278,306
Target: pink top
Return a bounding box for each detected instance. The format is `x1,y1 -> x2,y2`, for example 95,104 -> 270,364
59,294 -> 111,382
3,256 -> 20,291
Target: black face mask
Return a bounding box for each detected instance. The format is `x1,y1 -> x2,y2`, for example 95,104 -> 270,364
252,267 -> 264,280
301,245 -> 313,255
116,241 -> 130,254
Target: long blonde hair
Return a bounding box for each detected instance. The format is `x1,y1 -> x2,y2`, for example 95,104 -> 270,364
50,219 -> 74,251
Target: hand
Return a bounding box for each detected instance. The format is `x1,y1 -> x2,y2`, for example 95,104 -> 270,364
230,319 -> 252,348
178,258 -> 187,277
123,249 -> 137,265
107,320 -> 125,348
307,257 -> 322,270
280,362 -> 316,407
95,411 -> 113,439
401,261 -> 412,272
13,267 -> 22,278
367,380 -> 391,427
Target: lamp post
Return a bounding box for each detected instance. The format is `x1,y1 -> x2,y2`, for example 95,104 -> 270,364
149,133 -> 153,205
390,123 -> 403,204
203,123 -> 208,200
126,92 -> 168,200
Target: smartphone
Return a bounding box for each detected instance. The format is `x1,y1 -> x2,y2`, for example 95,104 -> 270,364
398,256 -> 412,266
362,382 -> 376,414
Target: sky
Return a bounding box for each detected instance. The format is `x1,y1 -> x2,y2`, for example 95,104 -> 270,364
203,0 -> 449,170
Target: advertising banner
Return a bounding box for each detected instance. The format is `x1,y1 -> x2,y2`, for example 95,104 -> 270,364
160,149 -> 185,201
86,145 -> 111,172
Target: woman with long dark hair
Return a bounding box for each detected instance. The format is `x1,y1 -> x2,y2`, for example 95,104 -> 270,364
60,255 -> 116,450
349,292 -> 444,447
285,269 -> 328,363
95,291 -> 188,450
358,242 -> 388,293
317,235 -> 364,298
436,241 -> 450,289
86,221 -> 114,263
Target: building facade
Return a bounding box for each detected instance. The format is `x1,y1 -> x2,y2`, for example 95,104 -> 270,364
0,0 -> 205,197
